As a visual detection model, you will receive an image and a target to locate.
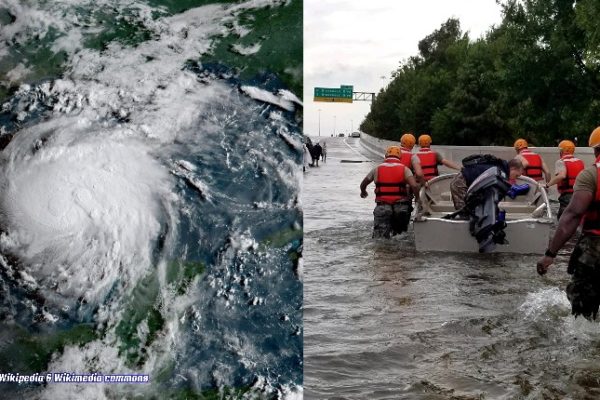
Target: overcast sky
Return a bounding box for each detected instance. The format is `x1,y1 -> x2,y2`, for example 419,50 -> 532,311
304,0 -> 504,139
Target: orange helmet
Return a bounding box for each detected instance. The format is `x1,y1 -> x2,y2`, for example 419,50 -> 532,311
400,133 -> 416,149
418,134 -> 432,147
514,138 -> 528,151
558,139 -> 575,155
589,127 -> 600,148
385,146 -> 402,159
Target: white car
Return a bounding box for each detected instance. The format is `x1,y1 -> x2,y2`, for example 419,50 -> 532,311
350,131 -> 361,138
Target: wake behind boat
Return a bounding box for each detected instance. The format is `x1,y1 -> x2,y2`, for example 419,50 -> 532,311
414,173 -> 552,254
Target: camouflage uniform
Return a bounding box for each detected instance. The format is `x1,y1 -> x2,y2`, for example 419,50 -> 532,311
566,166 -> 600,319
450,173 -> 468,215
373,201 -> 413,238
364,164 -> 415,238
566,235 -> 600,320
557,193 -> 572,221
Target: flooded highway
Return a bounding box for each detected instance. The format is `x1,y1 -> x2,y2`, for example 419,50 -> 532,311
303,137 -> 600,399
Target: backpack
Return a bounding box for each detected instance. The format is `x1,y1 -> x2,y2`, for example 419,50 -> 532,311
462,154 -> 509,186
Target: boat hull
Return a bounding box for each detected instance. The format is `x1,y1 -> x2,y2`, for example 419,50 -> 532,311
413,217 -> 552,254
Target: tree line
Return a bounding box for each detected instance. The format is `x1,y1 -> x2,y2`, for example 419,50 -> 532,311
360,0 -> 600,146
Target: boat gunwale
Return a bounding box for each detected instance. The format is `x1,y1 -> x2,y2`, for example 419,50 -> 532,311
418,172 -> 553,220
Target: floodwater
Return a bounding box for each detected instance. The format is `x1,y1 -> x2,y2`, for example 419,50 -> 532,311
304,137 -> 600,399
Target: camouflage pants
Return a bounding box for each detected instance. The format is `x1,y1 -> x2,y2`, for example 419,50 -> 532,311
566,235 -> 600,320
450,173 -> 468,215
557,193 -> 572,221
373,201 -> 413,238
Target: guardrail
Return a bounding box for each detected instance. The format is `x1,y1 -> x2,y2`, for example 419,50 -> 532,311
359,133 -> 597,165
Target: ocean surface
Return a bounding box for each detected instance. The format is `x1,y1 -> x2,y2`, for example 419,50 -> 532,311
0,1 -> 302,398
304,137 -> 600,399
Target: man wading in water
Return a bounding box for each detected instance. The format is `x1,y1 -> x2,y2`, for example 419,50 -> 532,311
360,146 -> 420,238
537,127 -> 600,320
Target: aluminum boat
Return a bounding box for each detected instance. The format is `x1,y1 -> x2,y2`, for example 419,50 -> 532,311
413,173 -> 553,254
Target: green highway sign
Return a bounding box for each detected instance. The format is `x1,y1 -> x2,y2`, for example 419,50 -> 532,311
314,85 -> 353,103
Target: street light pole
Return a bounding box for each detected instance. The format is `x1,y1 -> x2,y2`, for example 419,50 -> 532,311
333,115 -> 336,137
351,119 -> 353,133
318,109 -> 321,136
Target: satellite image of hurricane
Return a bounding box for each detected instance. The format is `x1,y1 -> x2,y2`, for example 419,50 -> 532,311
0,0 -> 302,398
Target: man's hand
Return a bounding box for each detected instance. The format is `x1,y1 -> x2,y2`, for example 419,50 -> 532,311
360,175 -> 373,198
536,256 -> 554,276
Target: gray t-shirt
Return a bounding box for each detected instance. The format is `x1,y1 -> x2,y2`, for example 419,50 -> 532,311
554,159 -> 566,175
573,165 -> 597,194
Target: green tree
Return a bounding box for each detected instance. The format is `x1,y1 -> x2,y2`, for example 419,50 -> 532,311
494,0 -> 600,144
432,39 -> 509,145
361,1 -> 600,145
361,18 -> 468,141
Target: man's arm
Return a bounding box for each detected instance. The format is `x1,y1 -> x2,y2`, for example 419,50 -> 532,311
411,159 -> 425,185
360,175 -> 374,198
542,161 -> 551,183
406,174 -> 420,203
546,170 -> 566,188
441,159 -> 461,170
537,190 -> 593,275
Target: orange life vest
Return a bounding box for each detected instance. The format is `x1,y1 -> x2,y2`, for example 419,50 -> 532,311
416,148 -> 439,181
375,158 -> 409,204
557,154 -> 584,194
582,157 -> 600,236
520,149 -> 544,181
400,147 -> 413,169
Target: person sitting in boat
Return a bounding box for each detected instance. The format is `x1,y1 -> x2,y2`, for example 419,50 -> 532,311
449,155 -> 524,218
544,140 -> 585,220
360,145 -> 421,238
513,138 -> 550,183
414,134 -> 461,182
537,127 -> 600,320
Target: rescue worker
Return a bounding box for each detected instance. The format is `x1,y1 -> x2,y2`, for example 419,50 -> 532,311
360,146 -> 420,238
399,132 -> 424,182
537,127 -> 600,320
513,138 -> 550,183
303,142 -> 310,172
450,155 -> 524,217
311,142 -> 322,167
414,134 -> 461,182
544,140 -> 585,220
